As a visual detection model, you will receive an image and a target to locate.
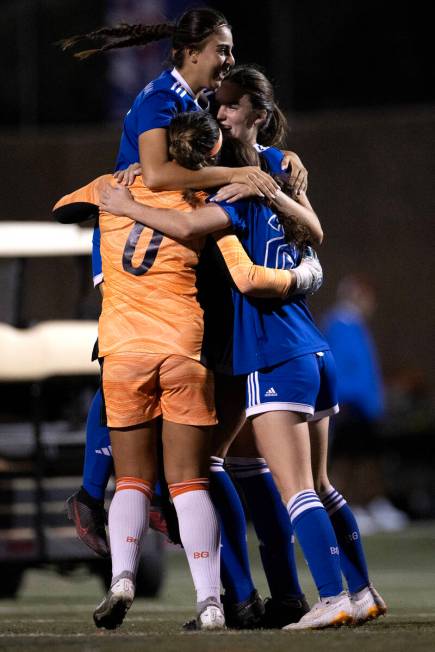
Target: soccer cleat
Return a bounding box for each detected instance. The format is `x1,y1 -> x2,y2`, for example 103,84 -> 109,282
93,572 -> 135,630
351,584 -> 387,624
66,490 -> 109,558
263,594 -> 310,628
223,590 -> 265,629
196,597 -> 226,631
283,591 -> 353,630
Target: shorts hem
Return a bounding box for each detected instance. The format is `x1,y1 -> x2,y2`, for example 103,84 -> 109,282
162,414 -> 217,427
246,401 -> 314,418
307,404 -> 340,422
107,409 -> 162,429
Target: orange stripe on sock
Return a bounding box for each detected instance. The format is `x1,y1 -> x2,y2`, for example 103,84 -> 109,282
116,476 -> 153,500
168,477 -> 209,499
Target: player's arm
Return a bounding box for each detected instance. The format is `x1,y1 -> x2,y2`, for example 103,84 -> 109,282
211,185 -> 323,245
99,183 -> 231,240
271,189 -> 323,245
139,128 -> 279,199
214,233 -> 323,298
214,231 -> 295,298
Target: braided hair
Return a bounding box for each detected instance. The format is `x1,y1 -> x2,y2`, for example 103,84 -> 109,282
57,8 -> 229,62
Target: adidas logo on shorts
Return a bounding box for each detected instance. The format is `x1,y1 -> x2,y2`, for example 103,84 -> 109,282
265,387 -> 278,397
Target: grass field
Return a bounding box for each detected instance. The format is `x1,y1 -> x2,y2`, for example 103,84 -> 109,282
1,524 -> 435,652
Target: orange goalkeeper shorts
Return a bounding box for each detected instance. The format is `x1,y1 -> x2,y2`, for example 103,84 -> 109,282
102,352 -> 216,429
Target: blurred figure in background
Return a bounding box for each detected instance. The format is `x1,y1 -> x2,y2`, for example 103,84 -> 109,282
322,275 -> 409,534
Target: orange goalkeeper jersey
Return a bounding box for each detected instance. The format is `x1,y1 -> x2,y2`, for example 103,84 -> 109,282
54,176 -> 294,362
55,175 -> 207,360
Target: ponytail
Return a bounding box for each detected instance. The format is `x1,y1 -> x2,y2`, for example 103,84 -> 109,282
56,23 -> 175,60
57,8 -> 229,61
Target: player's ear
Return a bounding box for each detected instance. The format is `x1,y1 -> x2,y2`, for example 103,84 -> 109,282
253,109 -> 268,128
187,46 -> 200,63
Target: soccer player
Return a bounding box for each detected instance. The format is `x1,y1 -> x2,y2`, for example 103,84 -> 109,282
54,111 -> 320,631
59,7 -> 308,557
101,116 -> 387,628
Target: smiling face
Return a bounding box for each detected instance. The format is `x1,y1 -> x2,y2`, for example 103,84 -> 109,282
215,80 -> 264,144
180,26 -> 235,93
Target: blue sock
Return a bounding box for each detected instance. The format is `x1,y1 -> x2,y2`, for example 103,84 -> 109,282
320,486 -> 370,594
288,490 -> 343,598
226,457 -> 303,600
82,389 -> 113,501
209,456 -> 256,603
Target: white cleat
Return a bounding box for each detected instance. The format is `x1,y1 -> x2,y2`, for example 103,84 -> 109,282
351,584 -> 387,624
196,597 -> 226,631
283,591 -> 353,630
93,572 -> 135,630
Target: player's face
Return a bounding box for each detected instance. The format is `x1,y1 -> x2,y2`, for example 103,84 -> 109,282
195,26 -> 235,90
216,86 -> 259,144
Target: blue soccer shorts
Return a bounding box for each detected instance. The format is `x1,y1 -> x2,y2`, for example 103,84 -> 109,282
246,350 -> 339,421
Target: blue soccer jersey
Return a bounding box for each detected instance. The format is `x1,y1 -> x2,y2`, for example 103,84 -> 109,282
93,69 -> 205,284
254,144 -> 285,174
217,197 -> 329,374
115,68 -> 203,171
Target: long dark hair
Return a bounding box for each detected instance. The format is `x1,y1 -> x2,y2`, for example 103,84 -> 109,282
218,137 -> 310,247
168,111 -> 221,207
223,65 -> 287,148
57,7 -> 229,62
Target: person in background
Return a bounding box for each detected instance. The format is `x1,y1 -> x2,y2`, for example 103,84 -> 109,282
322,275 -> 409,534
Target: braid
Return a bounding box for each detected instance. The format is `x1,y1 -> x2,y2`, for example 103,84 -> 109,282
57,22 -> 175,58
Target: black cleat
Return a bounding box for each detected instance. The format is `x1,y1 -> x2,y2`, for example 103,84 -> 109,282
222,590 -> 265,629
262,595 -> 310,628
66,489 -> 109,558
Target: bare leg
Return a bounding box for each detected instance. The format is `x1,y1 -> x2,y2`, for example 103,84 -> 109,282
251,411 -> 343,602
251,411 -> 313,503
110,420 -> 158,484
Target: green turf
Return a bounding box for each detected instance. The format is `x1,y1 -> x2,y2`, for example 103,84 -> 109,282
1,524 -> 435,651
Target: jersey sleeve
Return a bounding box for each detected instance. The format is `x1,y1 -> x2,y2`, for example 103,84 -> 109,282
214,232 -> 293,298
214,199 -> 248,233
136,90 -> 181,134
52,175 -> 111,287
53,175 -> 112,210
92,226 -> 103,287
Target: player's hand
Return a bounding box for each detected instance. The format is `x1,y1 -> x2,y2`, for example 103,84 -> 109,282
99,183 -> 134,215
113,162 -> 142,186
291,246 -> 323,295
211,183 -> 253,203
229,166 -> 279,201
281,150 -> 308,195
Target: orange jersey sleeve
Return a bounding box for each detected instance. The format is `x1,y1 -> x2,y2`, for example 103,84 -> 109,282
213,232 -> 294,298
53,175 -> 113,209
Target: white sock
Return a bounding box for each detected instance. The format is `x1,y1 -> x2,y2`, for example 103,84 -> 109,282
108,477 -> 152,580
170,479 -> 221,603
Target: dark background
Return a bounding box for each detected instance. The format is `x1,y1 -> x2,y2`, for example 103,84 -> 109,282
0,0 -> 434,399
